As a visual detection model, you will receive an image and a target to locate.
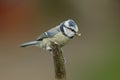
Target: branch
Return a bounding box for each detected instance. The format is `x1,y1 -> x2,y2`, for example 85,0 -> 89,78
51,42 -> 66,80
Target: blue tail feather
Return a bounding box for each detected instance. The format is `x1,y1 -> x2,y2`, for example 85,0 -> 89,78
20,41 -> 38,47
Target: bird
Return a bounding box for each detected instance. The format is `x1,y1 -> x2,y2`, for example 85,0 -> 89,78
20,19 -> 81,52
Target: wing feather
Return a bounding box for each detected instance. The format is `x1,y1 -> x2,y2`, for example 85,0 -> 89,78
36,26 -> 60,41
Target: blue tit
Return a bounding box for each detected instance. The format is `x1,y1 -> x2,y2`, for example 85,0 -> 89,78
20,19 -> 81,51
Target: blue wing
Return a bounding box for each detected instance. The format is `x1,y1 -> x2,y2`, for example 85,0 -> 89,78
36,26 -> 60,41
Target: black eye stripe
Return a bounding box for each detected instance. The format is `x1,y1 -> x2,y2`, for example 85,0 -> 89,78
64,26 -> 76,33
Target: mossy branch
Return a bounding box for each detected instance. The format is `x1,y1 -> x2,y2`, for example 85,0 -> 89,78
51,42 -> 66,80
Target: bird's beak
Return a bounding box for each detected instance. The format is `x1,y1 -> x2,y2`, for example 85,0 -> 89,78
75,33 -> 81,37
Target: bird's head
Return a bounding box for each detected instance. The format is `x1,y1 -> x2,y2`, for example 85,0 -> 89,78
61,19 -> 81,38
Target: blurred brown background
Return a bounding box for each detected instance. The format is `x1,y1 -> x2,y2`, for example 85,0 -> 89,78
0,0 -> 120,80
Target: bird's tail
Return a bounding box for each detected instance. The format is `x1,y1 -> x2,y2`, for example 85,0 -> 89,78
20,41 -> 38,47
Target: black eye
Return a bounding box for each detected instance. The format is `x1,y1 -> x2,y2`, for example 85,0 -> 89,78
71,29 -> 74,32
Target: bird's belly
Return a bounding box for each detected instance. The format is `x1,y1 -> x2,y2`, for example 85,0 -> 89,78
40,32 -> 70,48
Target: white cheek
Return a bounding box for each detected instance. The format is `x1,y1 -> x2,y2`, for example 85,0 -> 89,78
63,27 -> 75,37
63,27 -> 67,34
67,31 -> 74,37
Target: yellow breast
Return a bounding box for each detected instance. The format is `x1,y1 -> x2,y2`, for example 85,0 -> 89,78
53,32 -> 70,46
40,32 -> 70,48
